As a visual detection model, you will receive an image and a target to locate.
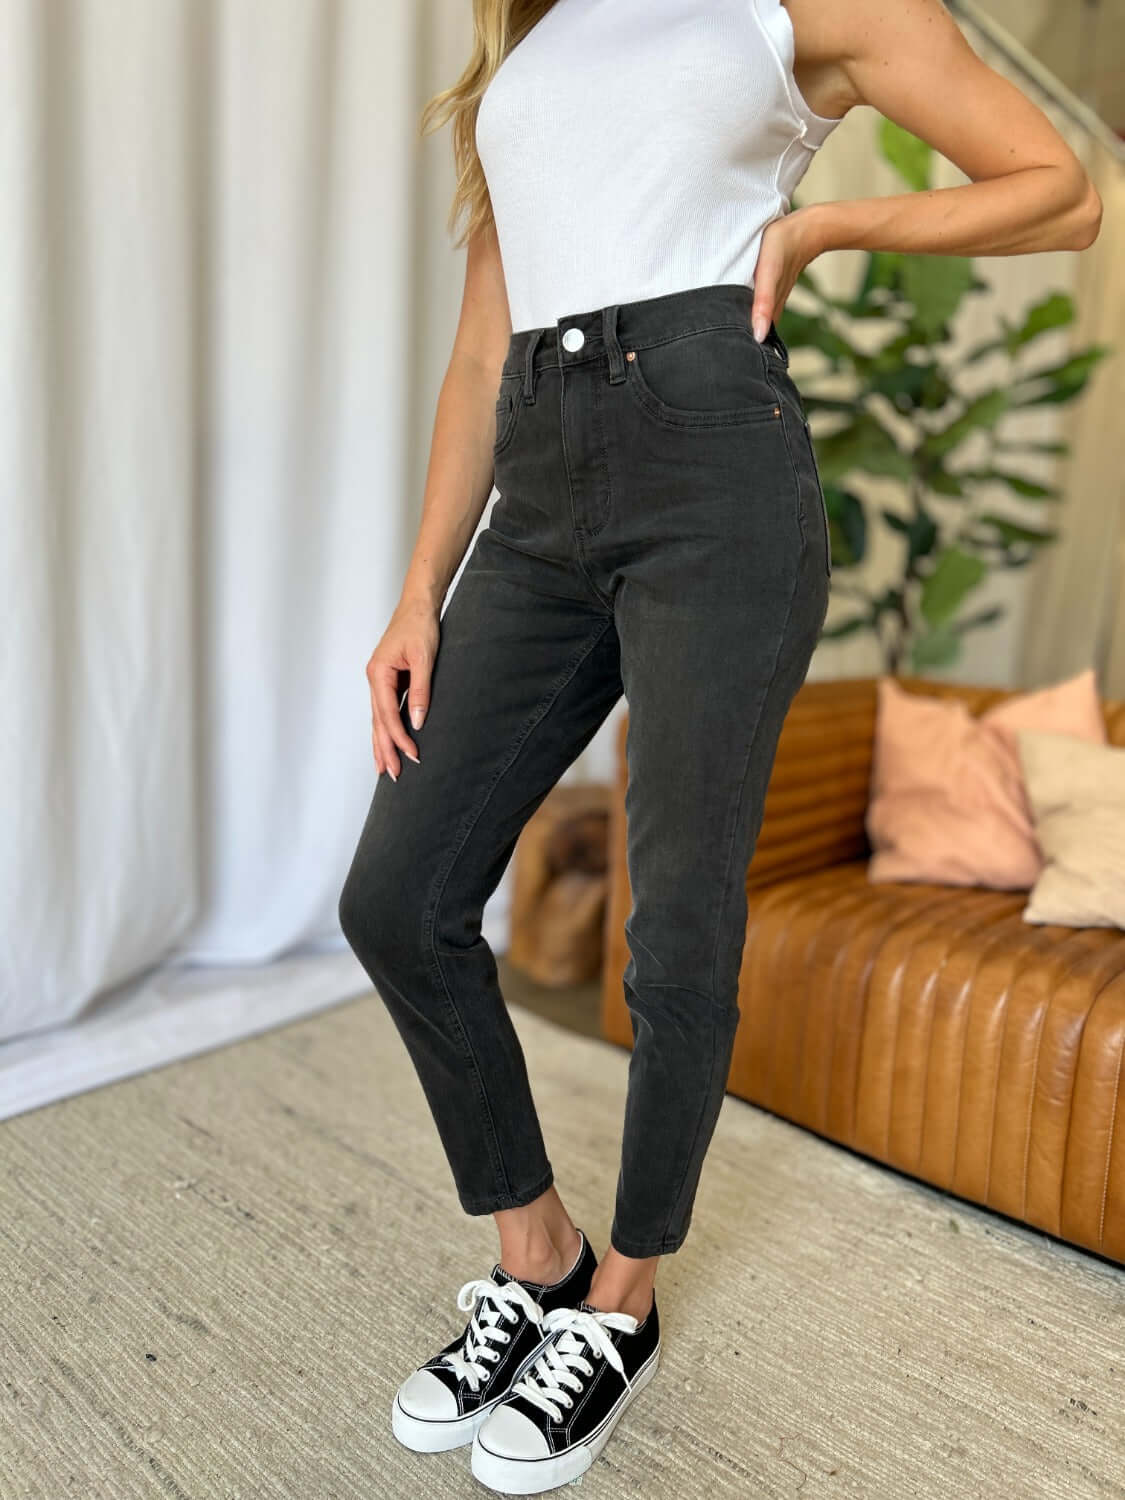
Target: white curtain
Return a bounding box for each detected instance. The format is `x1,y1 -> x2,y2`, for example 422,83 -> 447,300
1,0 -> 442,1053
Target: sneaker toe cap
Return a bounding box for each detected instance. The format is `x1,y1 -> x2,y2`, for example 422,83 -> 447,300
397,1368 -> 459,1421
478,1403 -> 551,1460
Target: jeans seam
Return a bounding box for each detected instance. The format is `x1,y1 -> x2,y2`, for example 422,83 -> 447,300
653,1013 -> 717,1251
422,617 -> 616,1205
560,374 -> 617,610
633,320 -> 762,354
706,554 -> 800,1009
575,368 -> 614,538
803,418 -> 833,576
651,514 -> 803,1250
604,319 -> 761,361
762,364 -> 809,550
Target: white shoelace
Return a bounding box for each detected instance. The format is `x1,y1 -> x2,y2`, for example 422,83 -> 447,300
439,1276 -> 546,1392
510,1305 -> 638,1422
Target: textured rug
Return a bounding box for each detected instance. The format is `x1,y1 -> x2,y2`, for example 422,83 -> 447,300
1,990 -> 1122,1499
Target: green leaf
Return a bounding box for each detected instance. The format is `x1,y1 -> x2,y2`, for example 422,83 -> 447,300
820,614 -> 871,641
908,512 -> 939,561
926,466 -> 968,498
960,336 -> 1008,366
976,514 -> 1058,546
882,508 -> 938,561
918,390 -> 1010,459
953,468 -> 1060,500
816,412 -> 914,483
952,605 -> 1006,635
915,369 -> 959,413
868,355 -> 956,415
1008,291 -> 1075,351
1007,346 -> 1113,407
879,120 -> 933,192
919,547 -> 987,627
901,256 -> 976,338
1009,382 -> 1093,409
1016,347 -> 1112,386
1003,476 -> 1061,500
776,309 -> 859,363
870,329 -> 917,367
822,485 -> 867,566
869,362 -> 931,405
910,627 -> 961,671
994,439 -> 1071,458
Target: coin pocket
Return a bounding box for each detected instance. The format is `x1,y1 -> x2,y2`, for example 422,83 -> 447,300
493,378 -> 523,454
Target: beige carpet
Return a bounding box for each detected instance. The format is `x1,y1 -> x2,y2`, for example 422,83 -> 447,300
1,990 -> 1122,1500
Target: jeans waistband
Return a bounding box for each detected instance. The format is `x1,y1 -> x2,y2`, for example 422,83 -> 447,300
501,282 -> 788,398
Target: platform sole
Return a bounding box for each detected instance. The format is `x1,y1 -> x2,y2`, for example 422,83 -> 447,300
470,1343 -> 661,1494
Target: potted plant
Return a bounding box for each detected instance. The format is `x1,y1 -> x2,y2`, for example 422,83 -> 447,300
783,120 -> 1112,673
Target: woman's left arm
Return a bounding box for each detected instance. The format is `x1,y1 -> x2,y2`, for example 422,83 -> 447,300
753,0 -> 1104,337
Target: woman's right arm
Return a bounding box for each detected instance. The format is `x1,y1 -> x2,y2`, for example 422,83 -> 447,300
367,219 -> 513,780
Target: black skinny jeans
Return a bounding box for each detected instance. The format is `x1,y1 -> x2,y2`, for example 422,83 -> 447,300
338,281 -> 830,1258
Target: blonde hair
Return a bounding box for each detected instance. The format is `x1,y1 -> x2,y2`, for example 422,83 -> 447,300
419,0 -> 559,249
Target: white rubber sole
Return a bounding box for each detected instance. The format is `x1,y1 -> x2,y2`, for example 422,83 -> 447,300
390,1334 -> 558,1454
470,1342 -> 661,1494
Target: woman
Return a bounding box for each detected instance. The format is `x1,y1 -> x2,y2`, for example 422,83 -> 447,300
339,0 -> 1101,1490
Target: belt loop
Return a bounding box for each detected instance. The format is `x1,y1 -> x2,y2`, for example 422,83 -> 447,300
523,329 -> 543,403
602,304 -> 626,384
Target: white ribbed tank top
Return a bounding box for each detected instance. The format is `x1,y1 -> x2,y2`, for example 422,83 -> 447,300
475,0 -> 844,333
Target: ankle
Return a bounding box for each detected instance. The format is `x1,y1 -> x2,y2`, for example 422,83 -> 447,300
585,1250 -> 657,1322
496,1210 -> 583,1286
584,1278 -> 654,1323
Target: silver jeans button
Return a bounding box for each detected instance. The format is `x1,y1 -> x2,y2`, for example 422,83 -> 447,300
561,326 -> 585,353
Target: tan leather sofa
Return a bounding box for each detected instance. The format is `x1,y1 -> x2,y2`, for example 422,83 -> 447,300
601,676 -> 1125,1266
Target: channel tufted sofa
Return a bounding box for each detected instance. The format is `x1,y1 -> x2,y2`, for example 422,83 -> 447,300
601,676 -> 1125,1266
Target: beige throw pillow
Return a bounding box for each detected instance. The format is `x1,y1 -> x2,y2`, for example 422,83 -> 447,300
1019,730 -> 1125,929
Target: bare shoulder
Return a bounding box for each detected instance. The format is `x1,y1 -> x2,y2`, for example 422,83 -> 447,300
782,0 -> 964,68
783,0 -> 1088,183
782,0 -> 968,117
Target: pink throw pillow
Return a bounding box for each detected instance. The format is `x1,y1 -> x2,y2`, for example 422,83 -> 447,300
866,669 -> 1106,890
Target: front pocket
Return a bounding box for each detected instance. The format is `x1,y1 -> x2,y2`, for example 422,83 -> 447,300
623,325 -> 783,430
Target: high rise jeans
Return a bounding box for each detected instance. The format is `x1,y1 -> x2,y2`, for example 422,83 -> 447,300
338,281 -> 830,1259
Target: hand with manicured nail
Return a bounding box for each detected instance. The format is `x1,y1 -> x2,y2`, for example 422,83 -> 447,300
365,596 -> 438,781
749,204 -> 824,343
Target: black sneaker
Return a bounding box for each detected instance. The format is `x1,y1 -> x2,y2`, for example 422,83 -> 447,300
390,1228 -> 598,1453
471,1293 -> 661,1493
